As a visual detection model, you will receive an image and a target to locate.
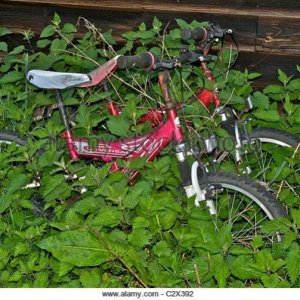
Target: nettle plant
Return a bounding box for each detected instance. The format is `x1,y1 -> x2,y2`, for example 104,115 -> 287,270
0,14 -> 300,288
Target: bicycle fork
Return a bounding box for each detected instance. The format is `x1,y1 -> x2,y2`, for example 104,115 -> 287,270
217,102 -> 254,174
175,142 -> 216,214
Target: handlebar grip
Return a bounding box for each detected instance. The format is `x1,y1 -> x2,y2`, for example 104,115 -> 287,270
117,52 -> 157,69
181,27 -> 208,42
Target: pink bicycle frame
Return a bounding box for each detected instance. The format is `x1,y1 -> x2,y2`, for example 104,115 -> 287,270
59,71 -> 185,183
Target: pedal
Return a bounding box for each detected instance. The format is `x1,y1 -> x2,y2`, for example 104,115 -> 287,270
33,104 -> 58,121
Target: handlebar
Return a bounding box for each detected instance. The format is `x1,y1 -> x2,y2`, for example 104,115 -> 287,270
181,27 -> 208,42
153,53 -> 217,71
117,52 -> 159,69
181,24 -> 234,42
117,51 -> 216,71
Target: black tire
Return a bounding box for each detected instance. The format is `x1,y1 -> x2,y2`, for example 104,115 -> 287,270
250,128 -> 300,148
0,130 -> 48,216
196,172 -> 287,246
0,130 -> 27,146
244,128 -> 299,204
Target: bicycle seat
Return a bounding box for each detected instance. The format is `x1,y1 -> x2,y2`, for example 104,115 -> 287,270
27,57 -> 119,90
27,70 -> 91,89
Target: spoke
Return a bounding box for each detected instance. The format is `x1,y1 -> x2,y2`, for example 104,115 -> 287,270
233,213 -> 269,240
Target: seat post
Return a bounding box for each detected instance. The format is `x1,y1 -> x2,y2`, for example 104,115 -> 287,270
55,90 -> 70,131
55,90 -> 78,160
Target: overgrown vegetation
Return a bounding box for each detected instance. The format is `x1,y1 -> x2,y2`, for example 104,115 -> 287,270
0,15 -> 299,287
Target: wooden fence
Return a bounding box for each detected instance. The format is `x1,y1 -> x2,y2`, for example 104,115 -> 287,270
1,0 -> 300,87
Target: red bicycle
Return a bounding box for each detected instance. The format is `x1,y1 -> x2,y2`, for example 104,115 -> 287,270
0,47 -> 287,247
98,24 -> 299,202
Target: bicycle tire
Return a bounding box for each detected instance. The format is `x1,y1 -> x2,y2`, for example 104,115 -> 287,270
245,128 -> 299,201
249,128 -> 300,148
0,130 -> 48,216
0,130 -> 27,146
196,171 -> 287,246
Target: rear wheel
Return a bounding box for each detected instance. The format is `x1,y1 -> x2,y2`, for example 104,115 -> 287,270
0,130 -> 27,148
196,171 -> 287,247
0,130 -> 46,216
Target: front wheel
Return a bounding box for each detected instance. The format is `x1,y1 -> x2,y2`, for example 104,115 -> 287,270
242,128 -> 299,205
196,171 -> 287,247
217,128 -> 299,206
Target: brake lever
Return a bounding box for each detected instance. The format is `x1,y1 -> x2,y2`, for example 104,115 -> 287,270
152,60 -> 176,71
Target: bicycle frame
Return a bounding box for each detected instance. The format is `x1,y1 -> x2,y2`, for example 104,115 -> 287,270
56,71 -> 187,183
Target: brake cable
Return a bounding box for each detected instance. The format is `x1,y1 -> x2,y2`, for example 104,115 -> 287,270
212,32 -> 239,79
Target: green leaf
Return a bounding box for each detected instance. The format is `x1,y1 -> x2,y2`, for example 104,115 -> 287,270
57,261 -> 74,278
261,274 -> 280,288
73,196 -> 102,215
262,218 -> 291,234
291,208 -> 300,228
284,93 -> 294,115
91,207 -> 123,227
247,72 -> 262,80
0,42 -> 8,52
153,241 -> 172,257
40,25 -> 56,38
37,230 -> 112,267
107,116 -> 130,137
152,17 -> 162,32
62,23 -> 77,34
0,71 -> 24,84
52,13 -> 61,26
132,216 -> 150,230
287,78 -> 300,92
170,29 -> 181,40
278,68 -> 292,85
41,174 -> 71,201
286,243 -> 300,285
252,91 -> 269,109
230,256 -> 262,280
9,45 -> 25,55
229,245 -> 253,255
128,228 -> 152,248
139,22 -> 147,32
0,194 -> 12,214
51,38 -> 67,51
254,249 -> 284,273
175,19 -> 190,29
253,110 -> 280,122
7,173 -> 28,193
123,181 -> 151,209
79,269 -> 101,287
0,27 -> 12,36
263,84 -> 284,95
216,224 -> 233,251
36,39 -> 51,49
33,271 -> 49,288
210,255 -> 230,287
31,128 -> 49,138
102,29 -> 116,45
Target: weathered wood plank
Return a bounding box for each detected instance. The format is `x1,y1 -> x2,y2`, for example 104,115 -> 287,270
0,2 -> 257,52
3,0 -> 300,18
256,17 -> 300,55
235,51 -> 300,88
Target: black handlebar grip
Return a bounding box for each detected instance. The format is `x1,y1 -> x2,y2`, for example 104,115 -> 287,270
181,27 -> 207,42
117,52 -> 157,69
